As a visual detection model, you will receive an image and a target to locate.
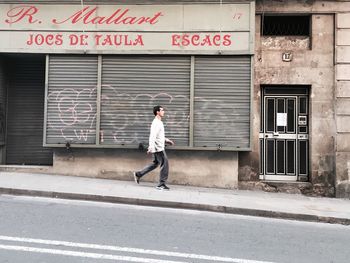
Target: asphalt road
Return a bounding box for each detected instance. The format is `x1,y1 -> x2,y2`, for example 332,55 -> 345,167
0,195 -> 349,263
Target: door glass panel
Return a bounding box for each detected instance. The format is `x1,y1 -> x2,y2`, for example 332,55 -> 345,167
299,126 -> 307,133
276,140 -> 285,174
299,140 -> 308,175
299,97 -> 307,114
260,96 -> 264,132
287,99 -> 295,133
277,99 -> 285,112
259,139 -> 264,174
266,139 -> 275,174
286,140 -> 295,174
266,98 -> 275,132
277,99 -> 285,132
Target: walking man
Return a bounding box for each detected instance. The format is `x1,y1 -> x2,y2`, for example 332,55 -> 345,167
133,105 -> 174,190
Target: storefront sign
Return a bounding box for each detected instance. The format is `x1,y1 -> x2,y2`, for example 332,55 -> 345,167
0,3 -> 254,54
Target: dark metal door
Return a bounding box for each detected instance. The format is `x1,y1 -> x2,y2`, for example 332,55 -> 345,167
260,93 -> 309,181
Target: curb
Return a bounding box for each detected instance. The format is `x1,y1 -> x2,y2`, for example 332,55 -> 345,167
1,187 -> 349,226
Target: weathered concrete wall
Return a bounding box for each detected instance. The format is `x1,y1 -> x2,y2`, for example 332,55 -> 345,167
335,12 -> 350,198
51,148 -> 238,189
240,1 -> 336,196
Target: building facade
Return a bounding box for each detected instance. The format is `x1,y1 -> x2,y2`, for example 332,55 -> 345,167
250,0 -> 350,198
0,0 -> 349,198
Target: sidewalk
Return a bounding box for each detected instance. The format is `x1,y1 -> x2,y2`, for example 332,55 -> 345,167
0,171 -> 350,225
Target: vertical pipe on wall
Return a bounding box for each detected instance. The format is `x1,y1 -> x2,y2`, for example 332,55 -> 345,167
250,55 -> 254,150
96,55 -> 102,145
43,55 -> 49,147
190,56 -> 195,147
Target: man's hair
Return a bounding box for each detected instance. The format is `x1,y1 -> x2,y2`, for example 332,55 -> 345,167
153,105 -> 162,116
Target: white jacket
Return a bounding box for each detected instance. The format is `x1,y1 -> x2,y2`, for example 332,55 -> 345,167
148,117 -> 165,153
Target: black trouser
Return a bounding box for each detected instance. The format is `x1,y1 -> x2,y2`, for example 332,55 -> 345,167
137,151 -> 169,184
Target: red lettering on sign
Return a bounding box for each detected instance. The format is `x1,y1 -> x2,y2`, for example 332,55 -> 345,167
172,34 -> 181,46
191,35 -> 200,46
52,6 -> 163,26
213,35 -> 221,46
26,33 -> 63,46
5,5 -> 39,24
69,34 -> 89,45
171,34 -> 232,47
94,34 -> 144,46
223,35 -> 232,46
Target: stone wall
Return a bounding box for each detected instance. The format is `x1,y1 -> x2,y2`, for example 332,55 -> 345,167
335,12 -> 350,198
240,1 -> 337,197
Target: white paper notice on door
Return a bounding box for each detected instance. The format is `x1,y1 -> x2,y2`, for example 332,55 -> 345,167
277,113 -> 287,126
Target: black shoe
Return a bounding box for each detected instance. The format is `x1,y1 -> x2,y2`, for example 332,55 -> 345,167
133,172 -> 140,184
156,184 -> 170,190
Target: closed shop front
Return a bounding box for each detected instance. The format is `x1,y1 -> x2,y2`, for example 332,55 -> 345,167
0,1 -> 255,188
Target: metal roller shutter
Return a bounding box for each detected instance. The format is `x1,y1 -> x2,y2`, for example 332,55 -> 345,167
0,58 -> 5,146
47,55 -> 98,144
101,56 -> 190,147
6,55 -> 52,165
194,56 -> 251,148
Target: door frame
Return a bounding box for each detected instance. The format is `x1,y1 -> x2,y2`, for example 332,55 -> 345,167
259,86 -> 310,182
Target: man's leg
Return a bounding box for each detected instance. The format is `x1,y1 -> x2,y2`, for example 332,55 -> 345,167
136,153 -> 159,177
157,151 -> 169,184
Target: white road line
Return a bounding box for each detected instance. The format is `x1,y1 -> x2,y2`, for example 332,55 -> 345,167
0,235 -> 275,263
0,244 -> 187,263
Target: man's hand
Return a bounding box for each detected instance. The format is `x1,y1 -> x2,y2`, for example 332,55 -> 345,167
147,149 -> 152,154
166,139 -> 175,146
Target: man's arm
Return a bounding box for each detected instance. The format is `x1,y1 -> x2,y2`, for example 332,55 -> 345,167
147,122 -> 157,154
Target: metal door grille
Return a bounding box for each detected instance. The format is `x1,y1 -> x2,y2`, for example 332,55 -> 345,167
260,86 -> 309,181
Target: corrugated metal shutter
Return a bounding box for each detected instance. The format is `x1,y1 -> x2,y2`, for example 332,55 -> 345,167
101,56 -> 190,147
6,56 -> 53,165
47,55 -> 98,144
0,58 -> 5,146
194,56 -> 251,148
